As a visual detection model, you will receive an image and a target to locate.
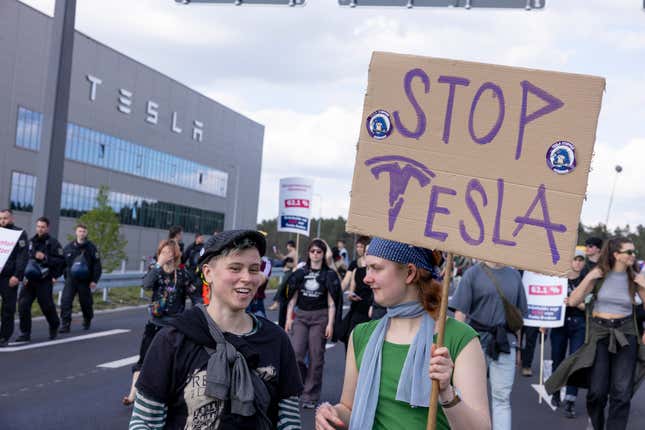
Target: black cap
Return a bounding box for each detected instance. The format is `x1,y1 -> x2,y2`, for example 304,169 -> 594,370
584,237 -> 603,248
197,229 -> 266,265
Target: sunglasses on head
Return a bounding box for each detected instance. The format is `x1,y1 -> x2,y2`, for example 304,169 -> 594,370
309,249 -> 323,254
618,249 -> 637,256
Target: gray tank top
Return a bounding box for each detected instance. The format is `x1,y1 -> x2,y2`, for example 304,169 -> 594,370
595,271 -> 633,316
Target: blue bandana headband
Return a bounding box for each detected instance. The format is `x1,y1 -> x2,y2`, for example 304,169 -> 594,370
366,237 -> 436,272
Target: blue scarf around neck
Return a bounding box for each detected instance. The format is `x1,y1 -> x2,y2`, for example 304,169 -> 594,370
349,301 -> 435,430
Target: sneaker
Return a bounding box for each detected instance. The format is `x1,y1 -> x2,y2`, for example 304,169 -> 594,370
563,400 -> 576,418
15,333 -> 30,342
302,401 -> 317,409
521,367 -> 533,377
59,325 -> 71,334
0,337 -> 9,347
551,391 -> 561,408
49,326 -> 59,340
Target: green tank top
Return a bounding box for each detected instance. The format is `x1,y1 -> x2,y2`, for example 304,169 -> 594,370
353,317 -> 478,430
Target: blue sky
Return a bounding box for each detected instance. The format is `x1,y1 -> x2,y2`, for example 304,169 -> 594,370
22,0 -> 645,230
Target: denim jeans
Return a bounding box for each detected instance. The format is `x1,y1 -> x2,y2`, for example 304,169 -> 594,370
587,333 -> 638,430
486,347 -> 516,430
550,315 -> 585,401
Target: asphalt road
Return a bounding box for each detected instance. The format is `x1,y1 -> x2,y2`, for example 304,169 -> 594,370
1,295 -> 644,430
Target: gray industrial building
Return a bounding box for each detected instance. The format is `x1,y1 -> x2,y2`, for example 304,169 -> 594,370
0,1 -> 264,268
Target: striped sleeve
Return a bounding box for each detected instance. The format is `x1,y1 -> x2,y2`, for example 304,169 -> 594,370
277,396 -> 301,430
128,391 -> 168,430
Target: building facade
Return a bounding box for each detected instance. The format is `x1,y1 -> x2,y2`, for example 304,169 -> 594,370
0,1 -> 264,268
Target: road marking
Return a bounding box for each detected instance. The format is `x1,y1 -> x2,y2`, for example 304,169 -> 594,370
326,342 -> 337,350
0,329 -> 130,352
98,355 -> 140,369
531,384 -> 557,411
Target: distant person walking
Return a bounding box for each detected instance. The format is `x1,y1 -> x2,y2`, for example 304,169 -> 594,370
269,240 -> 298,328
17,217 -> 64,342
339,235 -> 372,349
60,224 -> 102,332
0,209 -> 28,347
581,236 -> 603,278
285,238 -> 342,408
122,239 -> 195,406
450,261 -> 528,430
549,249 -> 587,418
547,237 -> 645,430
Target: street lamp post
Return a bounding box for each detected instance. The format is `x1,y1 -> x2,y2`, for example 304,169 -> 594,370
605,164 -> 623,227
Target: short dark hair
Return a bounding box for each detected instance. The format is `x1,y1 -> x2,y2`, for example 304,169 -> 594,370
37,216 -> 50,226
337,239 -> 346,245
585,237 -> 603,249
168,225 -> 183,239
286,240 -> 296,248
76,223 -> 88,230
0,208 -> 13,214
357,235 -> 371,247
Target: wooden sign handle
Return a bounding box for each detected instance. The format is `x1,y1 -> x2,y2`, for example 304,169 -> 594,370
427,252 -> 454,430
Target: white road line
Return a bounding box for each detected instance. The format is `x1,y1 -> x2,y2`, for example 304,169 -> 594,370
325,342 -> 337,350
530,384 -> 557,411
98,355 -> 140,369
0,329 -> 130,352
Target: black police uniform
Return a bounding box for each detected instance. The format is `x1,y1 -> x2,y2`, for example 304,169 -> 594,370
0,224 -> 28,344
60,240 -> 102,330
18,233 -> 64,339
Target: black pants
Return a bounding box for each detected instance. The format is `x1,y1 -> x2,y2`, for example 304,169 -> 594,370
587,334 -> 638,430
132,321 -> 163,372
19,280 -> 60,334
521,326 -> 540,368
60,280 -> 94,326
0,276 -> 18,339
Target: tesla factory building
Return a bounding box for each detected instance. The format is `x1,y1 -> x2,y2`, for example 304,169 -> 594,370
0,1 -> 264,269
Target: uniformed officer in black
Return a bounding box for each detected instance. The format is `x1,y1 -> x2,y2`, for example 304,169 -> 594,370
16,216 -> 64,342
59,223 -> 102,332
0,209 -> 29,347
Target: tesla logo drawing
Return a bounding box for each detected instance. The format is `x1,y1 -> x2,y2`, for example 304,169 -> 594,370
364,155 -> 435,232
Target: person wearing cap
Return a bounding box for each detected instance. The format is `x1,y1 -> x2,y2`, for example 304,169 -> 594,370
548,249 -> 587,418
315,238 -> 490,430
122,239 -> 196,406
285,238 -> 342,409
129,230 -> 303,430
581,236 -> 603,279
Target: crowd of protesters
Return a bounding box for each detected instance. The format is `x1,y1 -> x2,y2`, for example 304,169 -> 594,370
5,209 -> 643,429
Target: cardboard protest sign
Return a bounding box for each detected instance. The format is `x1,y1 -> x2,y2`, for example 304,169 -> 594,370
278,177 -> 314,236
347,52 -> 605,276
522,271 -> 567,328
0,227 -> 24,273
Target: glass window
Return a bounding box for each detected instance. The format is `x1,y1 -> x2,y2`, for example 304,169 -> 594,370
10,172 -> 37,212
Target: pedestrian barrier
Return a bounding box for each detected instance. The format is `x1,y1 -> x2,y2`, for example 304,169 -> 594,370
51,267 -> 286,304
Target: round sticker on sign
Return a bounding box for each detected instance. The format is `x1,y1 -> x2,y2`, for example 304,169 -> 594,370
366,110 -> 392,140
546,141 -> 576,174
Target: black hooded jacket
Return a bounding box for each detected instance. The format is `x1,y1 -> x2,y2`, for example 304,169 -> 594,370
29,233 -> 65,279
135,307 -> 302,430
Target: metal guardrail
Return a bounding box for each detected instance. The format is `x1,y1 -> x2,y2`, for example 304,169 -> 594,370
51,267 -> 287,304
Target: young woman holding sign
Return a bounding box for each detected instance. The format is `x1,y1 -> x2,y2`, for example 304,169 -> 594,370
547,237 -> 645,430
314,237 -> 490,430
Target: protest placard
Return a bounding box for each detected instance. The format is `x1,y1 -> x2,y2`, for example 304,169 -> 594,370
347,52 -> 605,276
522,271 -> 567,328
0,227 -> 24,273
278,177 -> 314,236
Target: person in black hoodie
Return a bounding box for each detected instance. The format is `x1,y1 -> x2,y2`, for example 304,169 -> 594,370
59,224 -> 102,333
0,209 -> 29,347
17,216 -> 64,342
182,232 -> 206,304
285,238 -> 342,409
128,230 -> 302,430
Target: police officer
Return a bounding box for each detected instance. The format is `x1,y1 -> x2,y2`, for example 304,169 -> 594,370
59,223 -> 102,333
16,216 -> 64,342
0,209 -> 29,347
